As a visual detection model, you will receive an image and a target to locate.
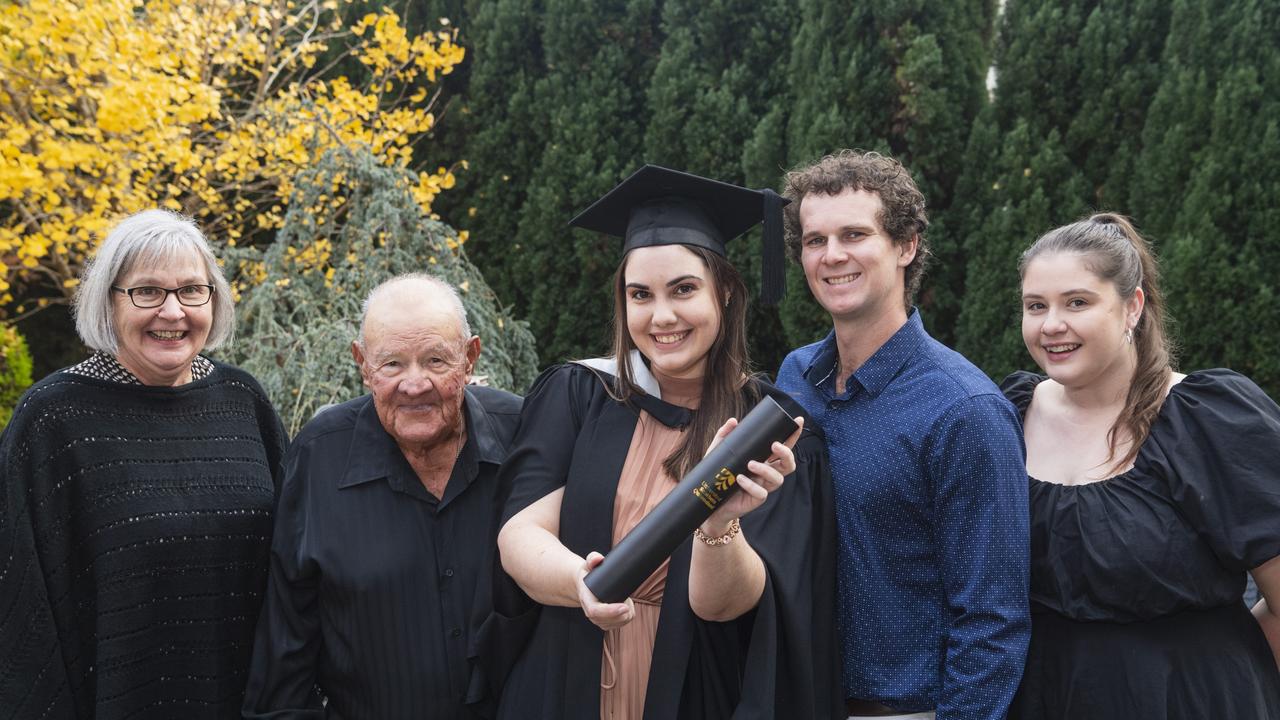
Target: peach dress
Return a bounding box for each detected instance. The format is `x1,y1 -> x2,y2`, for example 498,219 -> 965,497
599,370 -> 702,720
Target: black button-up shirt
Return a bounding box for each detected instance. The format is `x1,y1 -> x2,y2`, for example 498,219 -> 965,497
244,386 -> 522,719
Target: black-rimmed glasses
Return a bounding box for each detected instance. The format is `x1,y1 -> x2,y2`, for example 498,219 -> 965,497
111,284 -> 215,308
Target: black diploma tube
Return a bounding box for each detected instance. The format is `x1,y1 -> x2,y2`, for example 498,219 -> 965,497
584,395 -> 798,604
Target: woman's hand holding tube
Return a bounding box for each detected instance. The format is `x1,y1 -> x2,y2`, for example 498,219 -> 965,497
500,490 -> 637,629
688,415 -> 803,622
698,416 -> 803,538
576,552 -> 636,631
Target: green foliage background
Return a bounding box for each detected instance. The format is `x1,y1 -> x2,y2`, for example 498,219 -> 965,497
10,0 -> 1280,410
0,325 -> 34,428
427,0 -> 1280,402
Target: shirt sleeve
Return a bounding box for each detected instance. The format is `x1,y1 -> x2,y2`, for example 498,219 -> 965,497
1156,370 -> 1280,571
0,414 -> 76,719
242,439 -> 325,719
499,365 -> 588,525
927,393 -> 1031,720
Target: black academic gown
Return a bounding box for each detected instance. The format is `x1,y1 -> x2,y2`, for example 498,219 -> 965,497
491,363 -> 842,720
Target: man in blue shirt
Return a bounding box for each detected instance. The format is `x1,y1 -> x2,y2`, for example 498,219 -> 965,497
775,150 -> 1029,720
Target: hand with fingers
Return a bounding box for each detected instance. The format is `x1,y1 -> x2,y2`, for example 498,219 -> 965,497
575,551 -> 636,630
699,415 -> 804,537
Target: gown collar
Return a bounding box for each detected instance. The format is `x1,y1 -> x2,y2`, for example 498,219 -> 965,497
574,350 -> 697,429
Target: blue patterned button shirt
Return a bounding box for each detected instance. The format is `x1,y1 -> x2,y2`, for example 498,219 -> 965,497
777,310 -> 1030,720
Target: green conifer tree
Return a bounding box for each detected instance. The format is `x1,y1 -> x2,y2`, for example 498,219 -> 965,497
951,0 -> 1171,378
508,0 -> 661,364
641,0 -> 794,372
776,0 -> 997,350
1156,0 -> 1280,396
1129,0 -> 1225,241
437,0 -> 547,323
1065,0 -> 1170,210
955,123 -> 1091,377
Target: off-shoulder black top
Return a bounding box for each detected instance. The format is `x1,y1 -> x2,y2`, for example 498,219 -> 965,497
1001,369 -> 1280,720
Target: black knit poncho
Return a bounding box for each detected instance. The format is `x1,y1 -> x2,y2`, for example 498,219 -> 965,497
0,362 -> 287,719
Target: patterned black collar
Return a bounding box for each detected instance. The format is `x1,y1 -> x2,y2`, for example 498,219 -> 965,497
68,351 -> 215,385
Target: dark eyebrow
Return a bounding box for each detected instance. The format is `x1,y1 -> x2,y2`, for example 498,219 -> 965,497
625,275 -> 702,290
802,224 -> 876,238
1021,288 -> 1101,301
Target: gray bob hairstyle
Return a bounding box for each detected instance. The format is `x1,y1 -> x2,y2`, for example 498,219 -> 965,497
74,209 -> 235,354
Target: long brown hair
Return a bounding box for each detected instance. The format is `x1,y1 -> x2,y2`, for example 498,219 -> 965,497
1019,213 -> 1176,473
609,245 -> 758,479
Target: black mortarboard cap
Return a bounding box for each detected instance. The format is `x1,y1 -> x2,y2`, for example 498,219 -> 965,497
568,165 -> 789,305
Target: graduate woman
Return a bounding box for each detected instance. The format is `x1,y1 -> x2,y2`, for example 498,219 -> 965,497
493,166 -> 842,719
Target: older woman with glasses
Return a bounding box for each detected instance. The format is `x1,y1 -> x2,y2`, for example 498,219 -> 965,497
0,210 -> 287,720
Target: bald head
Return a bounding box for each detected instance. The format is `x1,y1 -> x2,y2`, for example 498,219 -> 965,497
358,274 -> 471,350
352,275 -> 481,453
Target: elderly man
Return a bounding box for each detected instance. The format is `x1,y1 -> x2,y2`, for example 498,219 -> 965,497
244,274 -> 523,719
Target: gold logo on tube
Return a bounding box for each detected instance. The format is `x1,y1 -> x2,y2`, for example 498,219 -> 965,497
694,480 -> 722,510
713,467 -> 736,492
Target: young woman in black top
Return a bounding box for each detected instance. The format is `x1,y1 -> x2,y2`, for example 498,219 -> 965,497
1003,213 -> 1280,719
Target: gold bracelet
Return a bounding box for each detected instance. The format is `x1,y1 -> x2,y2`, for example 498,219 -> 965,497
694,517 -> 741,546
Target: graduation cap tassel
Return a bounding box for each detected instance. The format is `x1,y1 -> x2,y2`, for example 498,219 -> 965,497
760,189 -> 786,306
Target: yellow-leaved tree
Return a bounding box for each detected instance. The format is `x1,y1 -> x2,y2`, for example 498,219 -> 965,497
0,0 -> 464,313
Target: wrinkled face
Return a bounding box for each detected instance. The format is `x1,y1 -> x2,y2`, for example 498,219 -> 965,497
111,253 -> 214,386
353,302 -> 479,452
1021,252 -> 1143,388
798,188 -> 915,325
623,244 -> 721,380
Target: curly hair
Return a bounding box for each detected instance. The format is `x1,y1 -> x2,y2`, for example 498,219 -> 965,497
782,150 -> 930,310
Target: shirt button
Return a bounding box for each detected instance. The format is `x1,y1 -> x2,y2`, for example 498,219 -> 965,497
450,627 -> 462,638
443,568 -> 454,578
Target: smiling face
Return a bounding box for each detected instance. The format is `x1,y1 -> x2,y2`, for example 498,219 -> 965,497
1021,251 -> 1144,388
623,244 -> 722,380
798,188 -> 916,327
353,286 -> 479,452
111,253 -> 214,386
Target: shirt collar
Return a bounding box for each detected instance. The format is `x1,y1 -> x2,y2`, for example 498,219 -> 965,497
803,308 -> 927,398
461,386 -> 510,466
801,329 -> 841,389
338,386 -> 498,490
